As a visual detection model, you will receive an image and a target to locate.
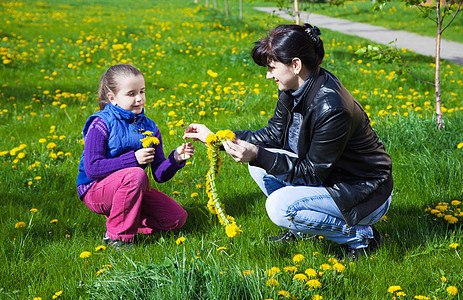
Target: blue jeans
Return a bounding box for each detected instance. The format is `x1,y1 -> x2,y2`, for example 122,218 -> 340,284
249,149 -> 391,249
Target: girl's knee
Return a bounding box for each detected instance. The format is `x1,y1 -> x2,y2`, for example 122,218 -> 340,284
125,167 -> 149,190
160,209 -> 188,231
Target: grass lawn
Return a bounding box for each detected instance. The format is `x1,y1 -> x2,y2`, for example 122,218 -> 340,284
259,0 -> 463,43
1,0 -> 463,299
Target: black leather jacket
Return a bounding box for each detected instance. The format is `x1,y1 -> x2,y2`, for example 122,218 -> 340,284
235,68 -> 393,227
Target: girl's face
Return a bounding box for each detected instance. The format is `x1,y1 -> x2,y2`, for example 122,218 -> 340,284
109,74 -> 146,115
266,60 -> 299,91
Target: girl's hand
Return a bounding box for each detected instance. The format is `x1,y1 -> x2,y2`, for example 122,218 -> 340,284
222,138 -> 258,163
174,142 -> 195,163
183,123 -> 212,144
135,147 -> 155,165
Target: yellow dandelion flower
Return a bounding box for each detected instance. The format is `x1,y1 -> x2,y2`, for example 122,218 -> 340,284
217,247 -> 227,251
441,276 -> 447,282
277,290 -> 290,298
397,291 -> 406,297
388,285 -> 402,293
242,270 -> 255,276
52,290 -> 63,299
292,273 -> 308,282
306,279 -> 322,289
457,143 -> 463,149
190,192 -> 199,197
33,297 -> 42,300
50,219 -> 58,224
265,267 -> 281,277
79,251 -> 91,258
413,295 -> 429,300
451,200 -> 461,206
333,263 -> 346,273
446,286 -> 458,296
320,263 -> 332,270
207,69 -> 218,78
30,208 -> 38,213
292,254 -> 305,263
46,142 -> 57,149
449,243 -> 459,249
96,268 -> 106,276
266,278 -> 279,286
15,221 -> 26,228
446,216 -> 458,224
140,136 -> 160,148
305,268 -> 318,278
312,295 -> 322,300
225,223 -> 242,238
284,266 -> 298,273
95,245 -> 106,251
175,237 -> 186,245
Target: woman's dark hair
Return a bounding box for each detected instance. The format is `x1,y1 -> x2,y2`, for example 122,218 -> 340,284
251,24 -> 324,71
98,64 -> 143,110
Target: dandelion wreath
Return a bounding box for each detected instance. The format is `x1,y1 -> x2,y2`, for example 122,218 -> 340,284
205,130 -> 242,238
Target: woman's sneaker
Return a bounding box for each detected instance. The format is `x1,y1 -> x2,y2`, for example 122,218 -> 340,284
268,230 -> 316,243
342,226 -> 383,261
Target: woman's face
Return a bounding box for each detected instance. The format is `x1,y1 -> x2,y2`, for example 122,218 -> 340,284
266,60 -> 299,91
109,74 -> 146,115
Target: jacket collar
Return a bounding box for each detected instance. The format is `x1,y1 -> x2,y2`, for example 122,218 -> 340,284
106,103 -> 145,123
280,67 -> 322,112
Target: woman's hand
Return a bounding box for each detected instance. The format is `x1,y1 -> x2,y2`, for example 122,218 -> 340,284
174,142 -> 195,163
135,147 -> 155,165
222,139 -> 259,163
183,123 -> 213,144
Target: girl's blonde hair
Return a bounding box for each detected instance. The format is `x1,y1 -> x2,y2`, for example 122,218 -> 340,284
98,64 -> 143,110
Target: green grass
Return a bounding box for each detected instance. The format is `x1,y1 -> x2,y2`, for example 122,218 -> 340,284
1,0 -> 463,299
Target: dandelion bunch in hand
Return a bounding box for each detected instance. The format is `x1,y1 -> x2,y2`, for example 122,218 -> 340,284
140,131 -> 160,148
139,131 -> 160,186
205,130 -> 242,238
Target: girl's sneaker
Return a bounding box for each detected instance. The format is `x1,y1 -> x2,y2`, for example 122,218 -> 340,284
103,233 -> 133,251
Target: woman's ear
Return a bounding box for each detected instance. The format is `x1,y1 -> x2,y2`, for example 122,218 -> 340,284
292,58 -> 302,75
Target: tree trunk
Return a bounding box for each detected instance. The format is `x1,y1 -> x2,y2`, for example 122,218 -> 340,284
213,0 -> 217,8
225,0 -> 229,17
240,0 -> 243,21
294,0 -> 300,25
435,1 -> 443,129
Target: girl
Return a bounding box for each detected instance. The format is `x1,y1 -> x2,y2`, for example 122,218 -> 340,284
185,24 -> 392,260
77,64 -> 194,250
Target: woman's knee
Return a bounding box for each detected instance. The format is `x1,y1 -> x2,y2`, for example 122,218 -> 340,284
265,190 -> 291,227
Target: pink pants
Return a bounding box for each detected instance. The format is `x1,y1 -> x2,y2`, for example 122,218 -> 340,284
83,167 -> 187,242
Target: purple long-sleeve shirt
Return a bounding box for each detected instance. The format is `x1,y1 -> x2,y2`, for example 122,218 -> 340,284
77,117 -> 184,199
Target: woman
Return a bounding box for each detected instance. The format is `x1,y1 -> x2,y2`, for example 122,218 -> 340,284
184,24 -> 392,260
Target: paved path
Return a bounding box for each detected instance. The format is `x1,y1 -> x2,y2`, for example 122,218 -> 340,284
254,7 -> 463,65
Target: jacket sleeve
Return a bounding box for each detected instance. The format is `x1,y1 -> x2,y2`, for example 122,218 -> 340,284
84,117 -> 139,180
253,106 -> 353,186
